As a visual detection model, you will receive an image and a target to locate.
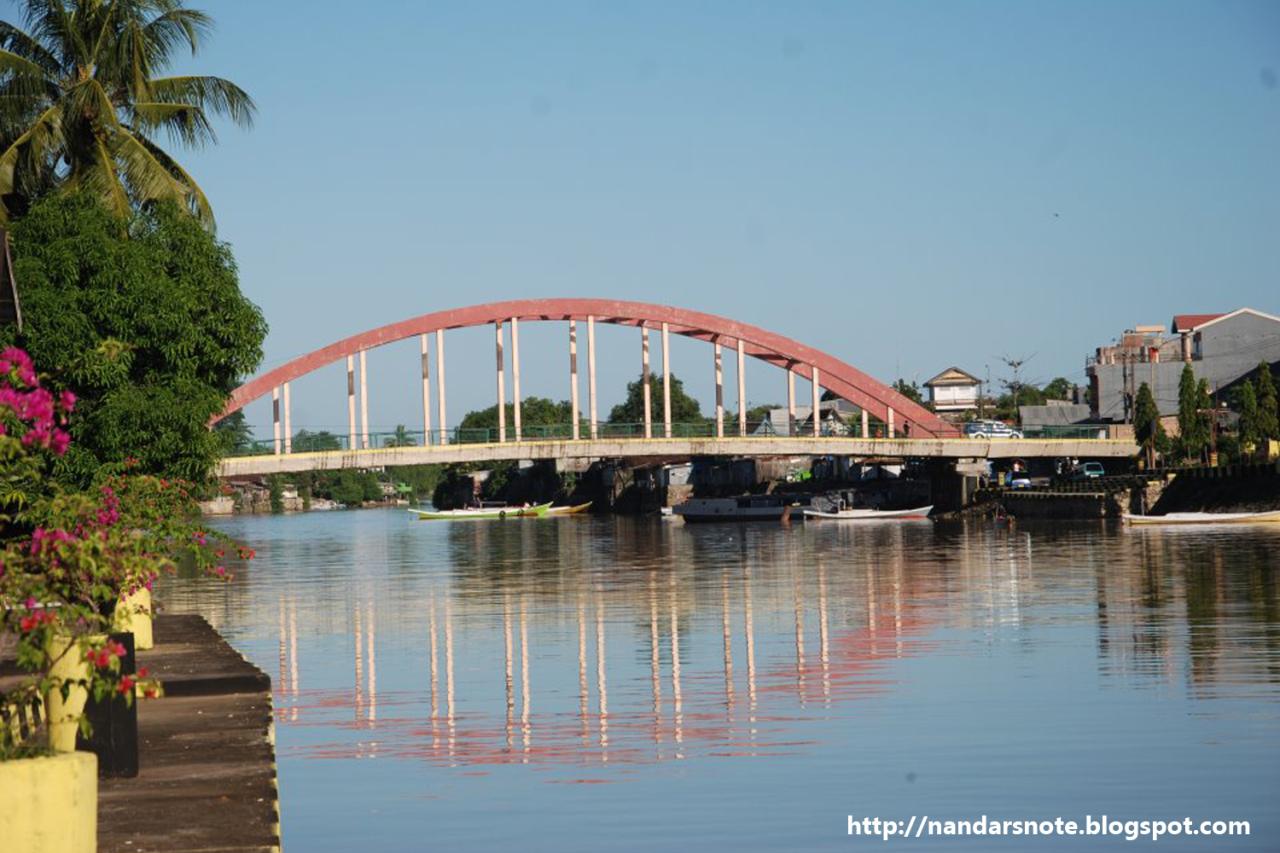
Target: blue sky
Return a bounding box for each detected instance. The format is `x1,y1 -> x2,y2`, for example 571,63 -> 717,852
5,1 -> 1278,436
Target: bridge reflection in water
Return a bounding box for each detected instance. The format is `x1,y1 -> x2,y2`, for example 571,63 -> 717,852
262,519 -> 949,772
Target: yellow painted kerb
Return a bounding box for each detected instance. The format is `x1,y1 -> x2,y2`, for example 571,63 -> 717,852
0,751 -> 97,853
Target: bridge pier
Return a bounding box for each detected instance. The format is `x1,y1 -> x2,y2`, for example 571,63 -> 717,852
420,334 -> 431,445
714,342 -> 724,439
359,350 -> 369,449
283,382 -> 291,454
588,316 -> 598,440
436,331 -> 447,445
495,321 -> 507,443
787,365 -> 796,437
811,366 -> 820,437
662,323 -> 672,438
272,386 -> 280,455
737,339 -> 747,437
512,317 -> 522,441
569,321 -> 580,441
346,355 -> 356,449
641,327 -> 652,439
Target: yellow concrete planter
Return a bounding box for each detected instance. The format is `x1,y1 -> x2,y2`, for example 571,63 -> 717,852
113,587 -> 154,650
44,633 -> 95,754
0,751 -> 97,853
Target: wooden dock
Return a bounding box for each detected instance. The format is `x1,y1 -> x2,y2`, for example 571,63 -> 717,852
97,615 -> 280,853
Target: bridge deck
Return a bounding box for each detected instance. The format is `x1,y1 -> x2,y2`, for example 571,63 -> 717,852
218,436 -> 1136,478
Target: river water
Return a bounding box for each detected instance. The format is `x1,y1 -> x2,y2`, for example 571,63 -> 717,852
160,509 -> 1280,851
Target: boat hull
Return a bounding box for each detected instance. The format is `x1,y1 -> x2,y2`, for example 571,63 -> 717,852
1122,510 -> 1280,526
803,505 -> 933,521
409,502 -> 552,521
546,502 -> 592,516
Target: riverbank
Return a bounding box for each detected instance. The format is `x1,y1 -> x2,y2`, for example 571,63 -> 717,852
98,615 -> 280,853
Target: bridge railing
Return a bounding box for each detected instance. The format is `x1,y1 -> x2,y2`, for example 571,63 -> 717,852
226,419 -> 887,457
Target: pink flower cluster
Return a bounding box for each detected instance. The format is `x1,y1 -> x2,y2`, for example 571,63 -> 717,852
28,526 -> 76,556
85,639 -> 127,670
0,347 -> 74,455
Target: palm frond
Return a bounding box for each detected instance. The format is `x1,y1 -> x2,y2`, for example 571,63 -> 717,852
127,126 -> 212,226
146,75 -> 254,128
0,20 -> 63,76
129,100 -> 215,148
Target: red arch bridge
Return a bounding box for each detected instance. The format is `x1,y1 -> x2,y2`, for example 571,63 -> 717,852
214,299 -> 1135,478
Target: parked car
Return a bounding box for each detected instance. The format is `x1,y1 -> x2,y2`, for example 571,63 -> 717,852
1008,470 -> 1033,489
1071,462 -> 1105,480
964,420 -> 1024,439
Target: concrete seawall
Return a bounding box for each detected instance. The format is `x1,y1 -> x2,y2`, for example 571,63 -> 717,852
98,615 -> 280,853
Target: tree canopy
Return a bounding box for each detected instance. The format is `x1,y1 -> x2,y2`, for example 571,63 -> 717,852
3,191 -> 266,484
459,397 -> 574,436
609,373 -> 703,424
1177,365 -> 1206,461
1254,361 -> 1278,442
0,0 -> 254,226
1133,382 -> 1165,467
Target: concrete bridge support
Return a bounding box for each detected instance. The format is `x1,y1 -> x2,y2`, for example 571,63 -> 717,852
569,321 -> 580,441
642,326 -> 652,439
436,331 -> 447,444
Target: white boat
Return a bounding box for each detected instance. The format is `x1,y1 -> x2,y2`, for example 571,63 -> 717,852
803,505 -> 933,521
673,495 -> 813,523
1122,509 -> 1280,526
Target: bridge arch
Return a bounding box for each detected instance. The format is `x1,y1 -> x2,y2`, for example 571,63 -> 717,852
217,298 -> 959,438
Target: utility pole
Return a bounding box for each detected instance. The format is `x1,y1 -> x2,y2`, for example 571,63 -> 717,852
999,353 -> 1035,422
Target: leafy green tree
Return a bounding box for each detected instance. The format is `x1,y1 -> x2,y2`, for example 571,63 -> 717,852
1133,382 -> 1165,468
891,379 -> 922,405
459,397 -> 574,437
1237,381 -> 1260,452
1255,361 -> 1278,441
385,424 -> 414,447
609,374 -> 703,424
3,192 -> 267,484
291,430 -> 342,452
1042,377 -> 1073,401
1177,364 -> 1205,461
213,410 -> 254,454
0,0 -> 255,226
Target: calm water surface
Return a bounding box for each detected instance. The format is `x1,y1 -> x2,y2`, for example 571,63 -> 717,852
160,510 -> 1280,851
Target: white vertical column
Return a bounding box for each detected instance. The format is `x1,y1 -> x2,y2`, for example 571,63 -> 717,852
272,386 -> 281,455
887,407 -> 896,438
661,323 -> 672,438
736,339 -> 747,437
811,366 -> 821,438
495,321 -> 507,443
359,350 -> 369,449
714,342 -> 724,438
587,316 -> 598,440
346,355 -> 357,449
569,321 -> 580,440
641,326 -> 652,439
511,317 -> 522,441
861,408 -> 870,439
787,366 -> 796,437
436,331 -> 448,444
283,382 -> 292,454
420,334 -> 431,445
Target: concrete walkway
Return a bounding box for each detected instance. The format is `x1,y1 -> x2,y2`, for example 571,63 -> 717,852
98,616 -> 280,853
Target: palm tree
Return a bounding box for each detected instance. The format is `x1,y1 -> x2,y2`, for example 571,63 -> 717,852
386,424 -> 414,448
0,0 -> 254,227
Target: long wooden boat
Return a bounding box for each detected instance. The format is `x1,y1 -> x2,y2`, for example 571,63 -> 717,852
546,502 -> 592,516
803,505 -> 933,521
1122,509 -> 1280,526
409,502 -> 552,521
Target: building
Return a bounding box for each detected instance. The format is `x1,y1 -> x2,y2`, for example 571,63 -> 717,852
1017,401 -> 1105,438
923,367 -> 981,412
1086,308 -> 1280,422
754,399 -> 863,436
